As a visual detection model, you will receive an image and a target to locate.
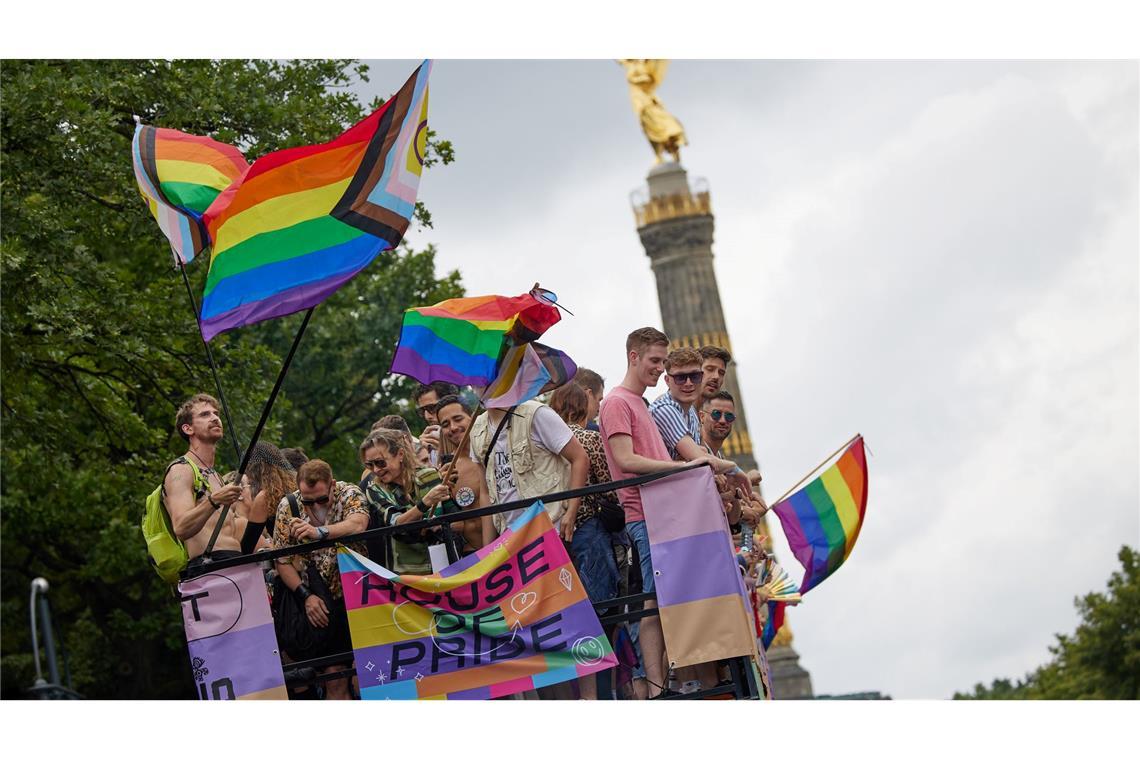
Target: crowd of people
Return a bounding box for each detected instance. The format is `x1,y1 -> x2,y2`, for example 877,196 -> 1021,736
162,326 -> 777,700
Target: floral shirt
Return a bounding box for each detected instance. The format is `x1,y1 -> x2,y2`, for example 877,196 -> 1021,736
271,480 -> 368,599
569,424 -> 617,527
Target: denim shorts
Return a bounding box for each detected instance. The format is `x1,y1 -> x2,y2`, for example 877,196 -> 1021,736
570,516 -> 618,605
626,519 -> 654,595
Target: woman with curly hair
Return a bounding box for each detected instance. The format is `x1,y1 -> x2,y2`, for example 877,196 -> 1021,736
240,441 -> 296,541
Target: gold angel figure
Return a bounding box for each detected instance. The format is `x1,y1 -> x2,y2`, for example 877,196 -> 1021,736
618,59 -> 689,164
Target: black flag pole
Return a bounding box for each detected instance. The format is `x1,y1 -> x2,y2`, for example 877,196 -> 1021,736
204,307 -> 315,551
178,261 -> 244,466
236,306 -> 315,478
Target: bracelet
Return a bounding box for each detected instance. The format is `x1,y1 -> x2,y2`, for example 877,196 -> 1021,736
416,498 -> 430,512
208,494 -> 220,510
294,584 -> 312,603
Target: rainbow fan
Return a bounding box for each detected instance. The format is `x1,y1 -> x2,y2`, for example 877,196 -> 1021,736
759,558 -> 802,605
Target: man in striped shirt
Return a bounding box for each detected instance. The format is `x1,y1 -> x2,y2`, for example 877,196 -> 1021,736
650,347 -> 743,475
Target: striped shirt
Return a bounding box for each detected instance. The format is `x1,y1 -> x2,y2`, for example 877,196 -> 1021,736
648,392 -> 702,460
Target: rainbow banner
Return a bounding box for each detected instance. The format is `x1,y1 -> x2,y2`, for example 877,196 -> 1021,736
640,467 -> 758,667
772,435 -> 869,594
179,564 -> 287,700
131,123 -> 249,266
198,61 -> 431,341
337,502 -> 616,700
478,341 -> 577,409
389,292 -> 561,387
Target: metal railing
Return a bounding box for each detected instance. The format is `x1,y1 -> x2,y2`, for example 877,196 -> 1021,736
183,463 -> 762,701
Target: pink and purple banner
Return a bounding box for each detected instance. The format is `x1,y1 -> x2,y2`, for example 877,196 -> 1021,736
179,564 -> 287,700
641,466 -> 759,668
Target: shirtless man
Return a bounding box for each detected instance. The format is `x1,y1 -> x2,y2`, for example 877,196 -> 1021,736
434,394 -> 492,554
163,394 -> 268,566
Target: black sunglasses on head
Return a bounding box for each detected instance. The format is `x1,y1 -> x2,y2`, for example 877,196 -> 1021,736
300,494 -> 331,507
668,371 -> 704,386
709,410 -> 736,423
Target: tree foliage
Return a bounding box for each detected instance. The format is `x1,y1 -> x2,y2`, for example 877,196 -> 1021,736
954,545 -> 1140,700
1,59 -> 460,698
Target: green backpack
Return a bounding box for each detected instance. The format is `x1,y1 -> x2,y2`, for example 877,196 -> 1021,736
142,457 -> 207,583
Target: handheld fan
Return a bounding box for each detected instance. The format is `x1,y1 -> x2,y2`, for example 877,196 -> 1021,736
759,557 -> 802,605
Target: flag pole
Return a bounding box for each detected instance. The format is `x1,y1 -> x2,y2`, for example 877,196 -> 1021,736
236,307 -> 315,477
178,261 -> 243,466
768,433 -> 862,507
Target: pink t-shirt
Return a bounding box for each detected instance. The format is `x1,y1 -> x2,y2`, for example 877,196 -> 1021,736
598,385 -> 671,522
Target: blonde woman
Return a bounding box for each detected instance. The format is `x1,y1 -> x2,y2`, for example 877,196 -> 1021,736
358,428 -> 454,574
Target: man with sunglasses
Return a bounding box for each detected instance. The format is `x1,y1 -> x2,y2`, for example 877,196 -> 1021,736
702,391 -> 769,525
271,459 -> 369,699
650,348 -> 745,482
413,381 -> 458,466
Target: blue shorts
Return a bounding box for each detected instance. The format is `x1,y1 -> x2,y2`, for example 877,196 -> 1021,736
626,519 -> 654,595
569,516 -> 618,605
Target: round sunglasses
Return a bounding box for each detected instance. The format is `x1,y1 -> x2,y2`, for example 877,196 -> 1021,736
709,410 -> 736,423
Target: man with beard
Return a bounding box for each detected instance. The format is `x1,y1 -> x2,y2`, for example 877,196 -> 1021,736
698,345 -> 732,403
701,390 -> 768,526
434,394 -> 492,553
163,394 -> 268,566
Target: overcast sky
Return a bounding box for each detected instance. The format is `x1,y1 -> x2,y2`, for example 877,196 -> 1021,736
353,60 -> 1138,699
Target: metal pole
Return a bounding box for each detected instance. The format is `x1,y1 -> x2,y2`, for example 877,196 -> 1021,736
179,262 -> 244,466
39,594 -> 60,687
29,578 -> 47,686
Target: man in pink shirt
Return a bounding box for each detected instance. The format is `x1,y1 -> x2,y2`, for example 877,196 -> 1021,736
598,327 -> 731,698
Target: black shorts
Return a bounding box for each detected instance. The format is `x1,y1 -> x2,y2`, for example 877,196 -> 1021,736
307,594 -> 352,661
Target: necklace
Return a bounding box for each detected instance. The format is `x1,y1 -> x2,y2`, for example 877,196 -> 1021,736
187,448 -> 217,478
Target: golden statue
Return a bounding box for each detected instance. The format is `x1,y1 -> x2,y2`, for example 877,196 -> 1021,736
618,59 -> 689,164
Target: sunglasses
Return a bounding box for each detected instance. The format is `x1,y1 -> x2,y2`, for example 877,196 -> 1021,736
416,403 -> 437,418
668,371 -> 704,386
709,410 -> 736,423
363,458 -> 386,470
300,494 -> 331,507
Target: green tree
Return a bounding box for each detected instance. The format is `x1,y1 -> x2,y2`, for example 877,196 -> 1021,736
1,59 -> 459,698
954,545 -> 1140,700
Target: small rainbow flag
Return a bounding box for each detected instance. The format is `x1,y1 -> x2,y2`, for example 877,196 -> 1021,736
760,600 -> 786,651
772,435 -> 869,594
198,61 -> 431,341
478,341 -> 577,409
131,123 -> 249,265
390,291 -> 561,387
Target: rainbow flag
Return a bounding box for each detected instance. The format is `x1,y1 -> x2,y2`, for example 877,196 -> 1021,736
131,123 -> 249,265
390,292 -> 561,387
760,600 -> 785,650
772,435 -> 869,594
478,341 -> 577,409
337,501 -> 616,700
198,61 -> 431,341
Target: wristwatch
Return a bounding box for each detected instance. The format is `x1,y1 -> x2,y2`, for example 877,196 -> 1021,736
316,526 -> 329,540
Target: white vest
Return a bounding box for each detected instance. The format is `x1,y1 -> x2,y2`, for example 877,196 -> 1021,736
470,400 -> 571,531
